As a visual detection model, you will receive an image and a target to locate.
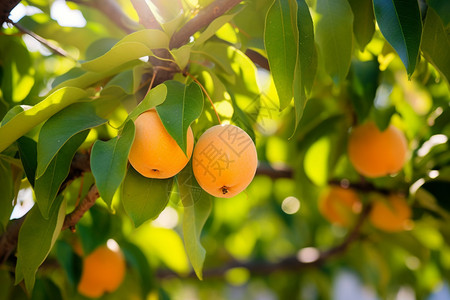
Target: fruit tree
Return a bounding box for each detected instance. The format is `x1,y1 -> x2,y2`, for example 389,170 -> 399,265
0,0 -> 449,299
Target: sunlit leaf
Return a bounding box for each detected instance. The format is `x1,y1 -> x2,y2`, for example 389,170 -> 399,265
373,0 -> 422,77
15,195 -> 66,293
264,0 -> 297,110
36,102 -> 107,178
0,36 -> 34,103
51,61 -> 142,92
0,87 -> 89,153
156,81 -> 203,154
127,84 -> 168,121
82,30 -> 170,72
316,0 -> 354,84
122,166 -> 173,227
130,226 -> 190,275
177,161 -> 212,279
170,45 -> 192,70
195,5 -> 243,46
91,120 -> 135,207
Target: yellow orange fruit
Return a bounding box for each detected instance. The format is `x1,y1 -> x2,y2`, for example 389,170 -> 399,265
128,109 -> 194,179
319,186 -> 362,227
369,194 -> 412,232
192,124 -> 257,198
348,121 -> 408,178
77,244 -> 126,298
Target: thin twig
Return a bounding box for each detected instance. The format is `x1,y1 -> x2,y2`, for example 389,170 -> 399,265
170,0 -> 242,49
245,49 -> 270,71
68,0 -> 138,33
157,204 -> 372,280
0,0 -> 21,25
185,71 -> 221,125
10,21 -> 75,60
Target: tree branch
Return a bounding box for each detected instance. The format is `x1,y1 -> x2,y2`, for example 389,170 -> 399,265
170,0 -> 242,49
0,152 -> 94,264
62,184 -> 99,231
130,0 -> 162,30
157,204 -> 372,279
245,49 -> 270,71
67,0 -> 139,33
0,215 -> 25,264
0,0 -> 21,26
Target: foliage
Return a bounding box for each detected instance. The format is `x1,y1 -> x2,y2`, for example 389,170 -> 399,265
0,0 -> 449,299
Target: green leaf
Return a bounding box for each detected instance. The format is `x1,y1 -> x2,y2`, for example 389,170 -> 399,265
348,0 -> 375,51
1,105 -> 29,126
295,0 -> 317,95
81,42 -> 152,73
36,102 -> 107,178
373,0 -> 422,77
349,59 -> 380,122
82,30 -> 170,72
17,136 -> 38,187
0,36 -> 34,104
177,162 -> 212,280
170,45 -> 192,70
120,241 -> 154,299
421,8 -> 450,85
293,0 -> 317,133
103,70 -> 134,95
193,42 -> 235,77
0,87 -> 88,153
428,0 -> 450,26
91,120 -> 135,207
85,38 -> 119,61
51,61 -> 142,93
127,84 -> 168,121
0,269 -> 12,299
15,194 -> 66,293
34,130 -> 89,219
54,240 -> 82,286
264,0 -> 297,110
0,160 -> 14,228
31,278 -> 63,300
77,205 -> 112,255
122,166 -> 174,227
230,92 -> 256,142
156,81 -> 203,154
315,0 -> 354,84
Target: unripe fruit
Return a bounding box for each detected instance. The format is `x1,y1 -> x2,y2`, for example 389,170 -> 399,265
77,244 -> 126,298
348,121 -> 408,178
369,194 -> 412,232
192,124 -> 257,198
128,109 -> 194,179
318,186 -> 362,227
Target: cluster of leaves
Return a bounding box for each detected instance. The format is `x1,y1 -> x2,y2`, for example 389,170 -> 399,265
0,0 -> 449,299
